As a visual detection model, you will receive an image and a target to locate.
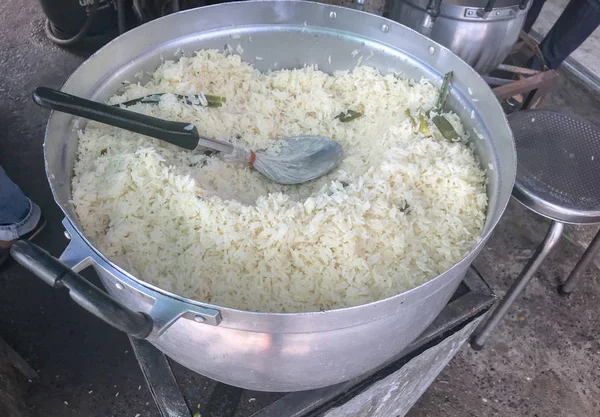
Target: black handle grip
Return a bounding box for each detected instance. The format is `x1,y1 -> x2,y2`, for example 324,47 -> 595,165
11,240 -> 153,339
33,86 -> 200,151
484,0 -> 496,13
425,0 -> 443,19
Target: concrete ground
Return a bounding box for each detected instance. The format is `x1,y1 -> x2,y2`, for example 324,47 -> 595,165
1,1 -> 600,417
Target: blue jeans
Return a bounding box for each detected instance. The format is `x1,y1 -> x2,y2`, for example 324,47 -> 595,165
524,0 -> 600,69
0,165 -> 41,241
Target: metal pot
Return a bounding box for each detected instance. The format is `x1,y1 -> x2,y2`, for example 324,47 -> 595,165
38,0 -> 117,37
14,1 -> 515,392
388,0 -> 531,74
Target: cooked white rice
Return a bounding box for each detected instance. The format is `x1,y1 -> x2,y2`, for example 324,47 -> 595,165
72,50 -> 487,313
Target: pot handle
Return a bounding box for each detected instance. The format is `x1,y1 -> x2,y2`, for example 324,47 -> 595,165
11,240 -> 154,339
419,0 -> 442,36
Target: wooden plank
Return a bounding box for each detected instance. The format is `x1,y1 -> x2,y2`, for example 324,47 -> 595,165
493,70 -> 559,100
511,40 -> 526,54
518,31 -> 549,70
524,83 -> 553,109
497,64 -> 540,76
482,75 -> 514,86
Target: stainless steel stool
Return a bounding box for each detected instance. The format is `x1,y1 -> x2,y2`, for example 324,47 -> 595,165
471,110 -> 600,349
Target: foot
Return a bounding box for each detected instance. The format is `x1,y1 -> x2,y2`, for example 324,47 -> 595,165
0,216 -> 47,269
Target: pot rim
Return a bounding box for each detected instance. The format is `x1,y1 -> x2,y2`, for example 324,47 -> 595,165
44,0 -> 516,322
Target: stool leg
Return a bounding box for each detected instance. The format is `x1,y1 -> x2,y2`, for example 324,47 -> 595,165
559,229 -> 600,295
471,221 -> 564,350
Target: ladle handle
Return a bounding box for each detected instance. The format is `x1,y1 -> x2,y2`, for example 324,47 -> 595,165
32,86 -> 200,150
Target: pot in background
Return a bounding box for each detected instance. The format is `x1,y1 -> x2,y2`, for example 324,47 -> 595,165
388,0 -> 531,74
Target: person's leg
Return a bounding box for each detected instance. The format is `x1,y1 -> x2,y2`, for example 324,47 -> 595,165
523,0 -> 548,33
538,0 -> 600,69
0,165 -> 43,248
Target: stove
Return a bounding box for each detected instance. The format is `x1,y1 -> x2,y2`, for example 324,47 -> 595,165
128,267 -> 494,417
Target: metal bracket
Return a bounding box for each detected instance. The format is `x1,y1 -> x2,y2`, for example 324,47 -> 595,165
59,235 -> 93,273
60,218 -> 223,338
150,298 -> 222,338
466,8 -> 515,19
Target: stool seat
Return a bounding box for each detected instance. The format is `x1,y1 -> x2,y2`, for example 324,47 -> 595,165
472,110 -> 600,350
509,110 -> 600,224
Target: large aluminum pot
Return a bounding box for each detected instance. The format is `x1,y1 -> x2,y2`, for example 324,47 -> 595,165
16,1 -> 515,391
388,0 -> 531,74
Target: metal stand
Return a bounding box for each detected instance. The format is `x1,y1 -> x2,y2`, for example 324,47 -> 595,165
130,268 -> 495,417
129,336 -> 192,417
473,109 -> 600,348
471,221 -> 564,350
559,229 -> 600,295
